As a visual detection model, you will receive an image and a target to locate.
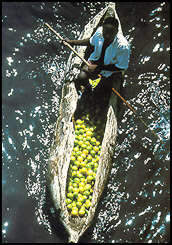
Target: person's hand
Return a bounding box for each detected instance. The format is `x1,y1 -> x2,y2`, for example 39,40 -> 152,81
83,63 -> 98,73
62,39 -> 73,46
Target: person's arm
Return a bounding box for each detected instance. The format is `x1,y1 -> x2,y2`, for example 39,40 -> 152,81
64,38 -> 90,46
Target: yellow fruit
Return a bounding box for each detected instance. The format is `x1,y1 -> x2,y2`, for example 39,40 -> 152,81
87,155 -> 92,162
93,146 -> 99,152
66,198 -> 72,205
78,196 -> 84,203
67,114 -> 103,217
85,184 -> 91,191
80,162 -> 86,168
83,190 -> 90,196
71,208 -> 78,217
85,200 -> 91,209
72,171 -> 77,177
76,201 -> 82,208
95,156 -> 100,162
78,141 -> 83,147
83,149 -> 89,155
72,165 -> 78,171
67,204 -> 72,211
79,186 -> 85,194
79,208 -> 85,217
90,137 -> 96,145
73,146 -> 79,152
74,160 -> 81,168
71,156 -> 76,162
87,169 -> 94,175
77,172 -> 83,179
86,131 -> 93,137
79,129 -> 85,134
78,156 -> 83,162
67,193 -> 73,199
71,202 -> 77,208
74,177 -> 80,183
76,119 -> 83,125
87,175 -> 93,183
80,167 -> 87,175
87,136 -> 91,141
72,183 -> 78,188
80,124 -> 86,129
90,150 -> 96,156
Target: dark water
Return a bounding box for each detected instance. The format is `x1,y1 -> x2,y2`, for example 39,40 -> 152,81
2,2 -> 170,243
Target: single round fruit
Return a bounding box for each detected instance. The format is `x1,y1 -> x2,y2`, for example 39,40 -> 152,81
71,208 -> 78,217
79,208 -> 85,217
67,204 -> 72,211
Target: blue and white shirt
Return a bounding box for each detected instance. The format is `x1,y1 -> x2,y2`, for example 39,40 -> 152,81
89,26 -> 130,77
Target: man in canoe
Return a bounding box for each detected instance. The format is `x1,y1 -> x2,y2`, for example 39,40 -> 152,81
64,16 -> 130,98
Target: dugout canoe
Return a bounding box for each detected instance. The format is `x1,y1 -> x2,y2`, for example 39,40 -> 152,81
47,2 -> 122,243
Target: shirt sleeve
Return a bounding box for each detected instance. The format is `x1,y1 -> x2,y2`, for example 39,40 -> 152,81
89,27 -> 102,46
115,45 -> 130,70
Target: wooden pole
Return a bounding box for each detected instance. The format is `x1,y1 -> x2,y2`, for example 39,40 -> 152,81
44,23 -> 90,66
112,87 -> 163,143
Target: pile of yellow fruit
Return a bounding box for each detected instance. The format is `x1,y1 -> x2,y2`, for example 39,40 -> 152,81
65,114 -> 102,218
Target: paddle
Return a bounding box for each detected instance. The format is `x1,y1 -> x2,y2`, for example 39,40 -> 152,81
45,23 -> 90,66
45,23 -> 162,143
112,87 -> 163,143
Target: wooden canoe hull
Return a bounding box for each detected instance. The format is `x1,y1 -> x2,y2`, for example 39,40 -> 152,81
47,2 -> 122,243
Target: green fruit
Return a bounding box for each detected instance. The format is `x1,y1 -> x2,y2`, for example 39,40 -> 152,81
68,186 -> 73,193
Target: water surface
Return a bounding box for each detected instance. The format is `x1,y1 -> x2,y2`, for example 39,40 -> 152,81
2,2 -> 170,243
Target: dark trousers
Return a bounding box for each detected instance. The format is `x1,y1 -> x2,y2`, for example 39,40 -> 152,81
74,67 -> 124,118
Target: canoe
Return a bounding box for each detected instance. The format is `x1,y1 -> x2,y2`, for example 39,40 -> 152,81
47,2 -> 123,243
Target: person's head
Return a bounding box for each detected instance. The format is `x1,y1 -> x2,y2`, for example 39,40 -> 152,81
102,17 -> 119,43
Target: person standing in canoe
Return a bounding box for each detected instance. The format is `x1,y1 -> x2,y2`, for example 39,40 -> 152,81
63,16 -> 130,112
